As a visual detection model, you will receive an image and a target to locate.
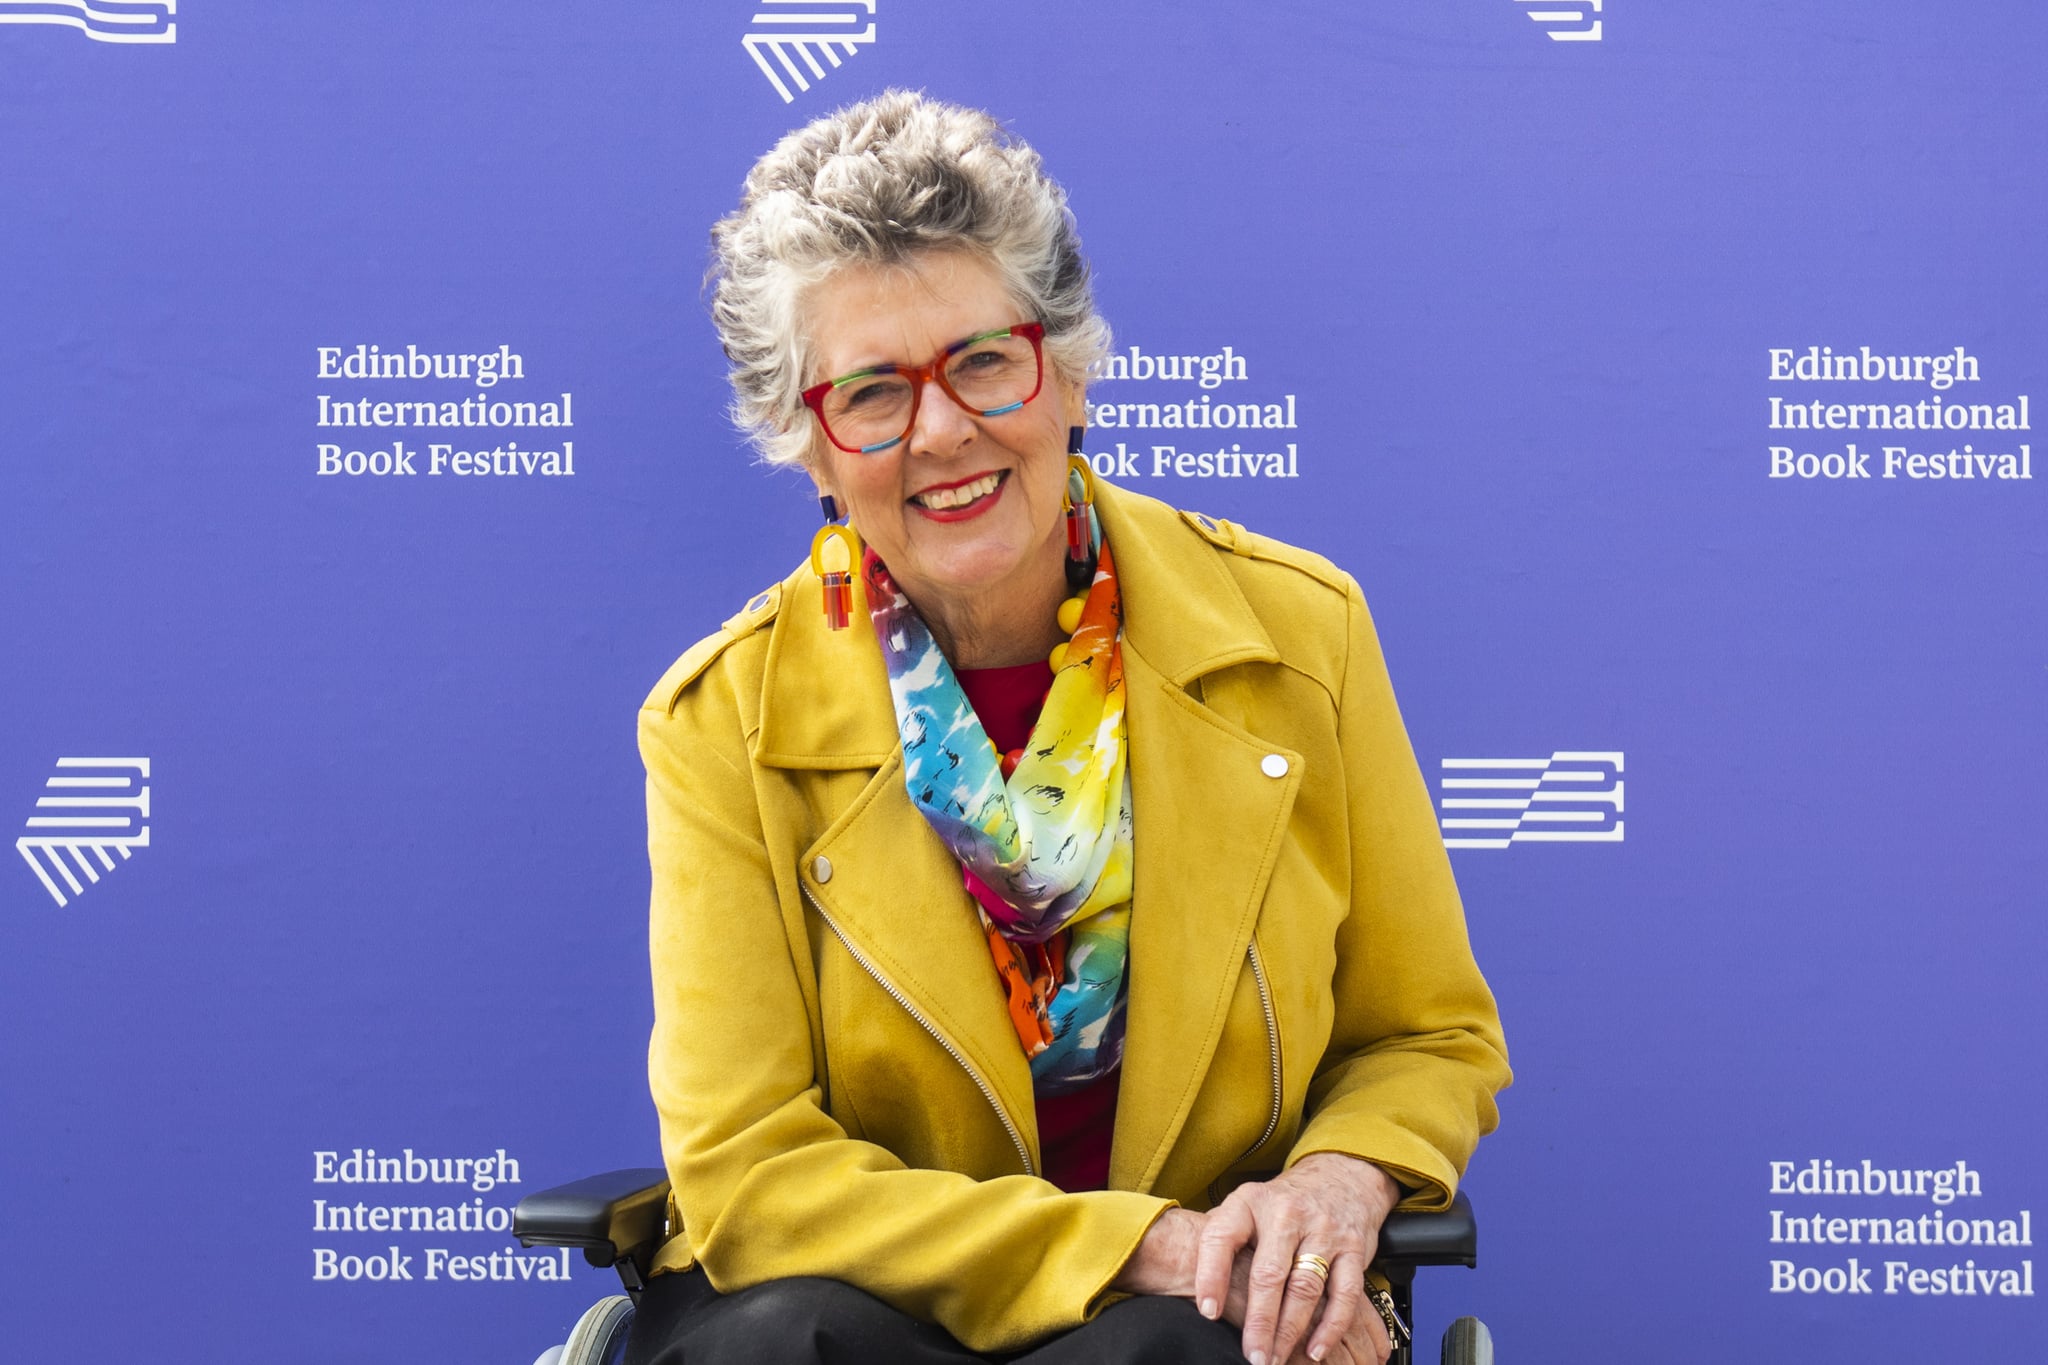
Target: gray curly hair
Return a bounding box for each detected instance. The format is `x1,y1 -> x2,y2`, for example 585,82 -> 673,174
709,89 -> 1111,467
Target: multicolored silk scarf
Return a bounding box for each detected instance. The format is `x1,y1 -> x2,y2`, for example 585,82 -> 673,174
863,540 -> 1132,1094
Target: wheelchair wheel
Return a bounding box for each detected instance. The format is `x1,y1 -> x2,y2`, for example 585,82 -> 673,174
560,1294 -> 635,1365
1440,1315 -> 1493,1365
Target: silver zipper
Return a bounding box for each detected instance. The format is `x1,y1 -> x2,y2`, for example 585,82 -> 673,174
1240,939 -> 1283,1162
802,882 -> 1035,1177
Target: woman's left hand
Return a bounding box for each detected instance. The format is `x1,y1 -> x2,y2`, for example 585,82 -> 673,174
1192,1151 -> 1403,1365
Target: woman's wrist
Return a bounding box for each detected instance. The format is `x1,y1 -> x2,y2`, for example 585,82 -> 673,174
1109,1206 -> 1203,1297
1292,1151 -> 1405,1220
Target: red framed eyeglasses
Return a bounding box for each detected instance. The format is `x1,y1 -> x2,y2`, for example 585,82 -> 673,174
801,322 -> 1047,454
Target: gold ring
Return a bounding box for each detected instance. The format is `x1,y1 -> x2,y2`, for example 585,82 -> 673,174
1293,1252 -> 1332,1281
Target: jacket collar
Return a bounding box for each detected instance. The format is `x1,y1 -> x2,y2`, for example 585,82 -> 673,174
754,478 -> 1277,767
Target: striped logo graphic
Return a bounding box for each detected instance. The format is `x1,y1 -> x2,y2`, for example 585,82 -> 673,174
1514,0 -> 1602,43
745,0 -> 875,104
1439,752 -> 1623,849
0,0 -> 177,43
16,758 -> 151,907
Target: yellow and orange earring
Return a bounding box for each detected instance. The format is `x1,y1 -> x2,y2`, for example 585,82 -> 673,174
811,494 -> 862,631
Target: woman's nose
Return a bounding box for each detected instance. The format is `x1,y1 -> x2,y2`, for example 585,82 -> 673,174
906,377 -> 978,458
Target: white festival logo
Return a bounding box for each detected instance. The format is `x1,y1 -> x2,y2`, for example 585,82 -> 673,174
16,758 -> 151,907
1513,0 -> 1602,43
745,0 -> 876,104
1439,752 -> 1623,849
0,0 -> 176,43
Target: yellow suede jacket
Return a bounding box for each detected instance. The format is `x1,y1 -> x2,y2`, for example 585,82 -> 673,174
638,479 -> 1510,1353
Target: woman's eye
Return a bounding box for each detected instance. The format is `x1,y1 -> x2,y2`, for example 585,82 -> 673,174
956,348 -> 1008,373
841,380 -> 900,409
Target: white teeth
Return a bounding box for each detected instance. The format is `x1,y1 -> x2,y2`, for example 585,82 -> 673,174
915,472 -> 1001,510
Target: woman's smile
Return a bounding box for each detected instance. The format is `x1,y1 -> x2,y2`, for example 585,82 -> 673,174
910,469 -> 1009,519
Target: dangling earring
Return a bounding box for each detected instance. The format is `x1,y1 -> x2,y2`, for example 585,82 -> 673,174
811,497 -> 861,630
1061,429 -> 1096,594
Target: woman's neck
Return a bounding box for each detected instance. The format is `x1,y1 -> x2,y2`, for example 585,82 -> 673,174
904,553 -> 1070,670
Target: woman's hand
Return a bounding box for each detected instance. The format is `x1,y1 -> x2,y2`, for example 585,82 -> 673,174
1282,1278 -> 1389,1365
1193,1152 -> 1402,1365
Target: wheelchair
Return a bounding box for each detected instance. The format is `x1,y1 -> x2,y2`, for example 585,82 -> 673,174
515,1169 -> 1494,1365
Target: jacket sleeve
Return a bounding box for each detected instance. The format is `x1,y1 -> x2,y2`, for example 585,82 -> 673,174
640,651 -> 1172,1354
1283,577 -> 1512,1209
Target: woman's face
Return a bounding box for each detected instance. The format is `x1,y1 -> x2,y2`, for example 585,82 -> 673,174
801,250 -> 1083,619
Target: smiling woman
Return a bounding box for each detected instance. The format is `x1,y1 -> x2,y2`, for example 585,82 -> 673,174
627,90 -> 1510,1365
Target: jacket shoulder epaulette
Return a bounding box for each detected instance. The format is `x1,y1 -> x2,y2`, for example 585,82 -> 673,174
642,581 -> 783,715
1178,509 -> 1351,596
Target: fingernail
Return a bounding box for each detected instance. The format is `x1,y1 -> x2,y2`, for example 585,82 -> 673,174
1310,1347 -> 1327,1362
1200,1297 -> 1217,1319
1248,1354 -> 1267,1365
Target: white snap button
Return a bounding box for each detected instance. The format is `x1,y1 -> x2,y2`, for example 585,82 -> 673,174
811,855 -> 833,883
1261,754 -> 1289,779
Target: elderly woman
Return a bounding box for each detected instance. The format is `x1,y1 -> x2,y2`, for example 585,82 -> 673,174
628,92 -> 1509,1365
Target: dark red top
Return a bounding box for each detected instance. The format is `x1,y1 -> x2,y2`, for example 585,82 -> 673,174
956,659 -> 1121,1193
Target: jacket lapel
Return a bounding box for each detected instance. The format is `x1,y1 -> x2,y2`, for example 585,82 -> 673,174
802,754 -> 1042,1162
756,558 -> 1039,1161
1108,630 -> 1302,1192
1095,484 -> 1302,1193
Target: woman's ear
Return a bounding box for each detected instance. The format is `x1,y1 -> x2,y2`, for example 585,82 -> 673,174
1060,373 -> 1089,435
803,463 -> 843,524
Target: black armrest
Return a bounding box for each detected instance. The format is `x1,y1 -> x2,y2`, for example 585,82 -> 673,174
513,1167 -> 671,1269
510,1169 -> 1473,1274
1376,1190 -> 1477,1268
